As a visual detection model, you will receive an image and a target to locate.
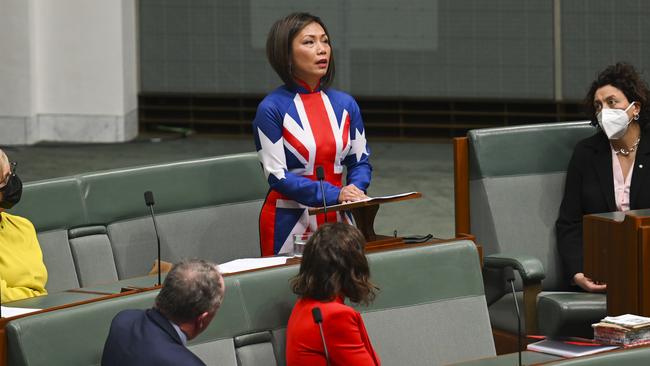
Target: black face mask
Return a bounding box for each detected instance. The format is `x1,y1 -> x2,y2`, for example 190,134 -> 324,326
0,174 -> 23,209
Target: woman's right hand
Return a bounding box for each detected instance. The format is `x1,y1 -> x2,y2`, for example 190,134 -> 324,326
573,273 -> 607,292
338,184 -> 368,203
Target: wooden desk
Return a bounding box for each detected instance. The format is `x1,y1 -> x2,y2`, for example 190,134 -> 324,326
584,208 -> 650,316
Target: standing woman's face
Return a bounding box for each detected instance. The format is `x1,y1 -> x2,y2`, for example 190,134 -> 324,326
290,22 -> 330,88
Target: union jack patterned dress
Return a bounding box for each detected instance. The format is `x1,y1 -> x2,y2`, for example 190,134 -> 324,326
253,84 -> 372,256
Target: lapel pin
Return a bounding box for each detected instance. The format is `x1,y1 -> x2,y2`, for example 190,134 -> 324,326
640,164 -> 644,169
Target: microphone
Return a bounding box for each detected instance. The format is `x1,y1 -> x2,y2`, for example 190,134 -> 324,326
144,191 -> 162,286
312,307 -> 330,366
316,166 -> 328,223
504,266 -> 522,366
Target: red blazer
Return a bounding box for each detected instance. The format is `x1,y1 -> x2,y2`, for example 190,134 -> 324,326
285,297 -> 380,366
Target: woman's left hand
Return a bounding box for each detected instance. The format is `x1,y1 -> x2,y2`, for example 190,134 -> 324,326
338,184 -> 368,203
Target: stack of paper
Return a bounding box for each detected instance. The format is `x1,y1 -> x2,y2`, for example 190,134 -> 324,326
593,314 -> 650,346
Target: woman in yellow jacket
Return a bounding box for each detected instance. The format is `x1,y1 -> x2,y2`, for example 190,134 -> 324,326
0,149 -> 47,302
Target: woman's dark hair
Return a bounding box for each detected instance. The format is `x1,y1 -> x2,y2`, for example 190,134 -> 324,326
266,12 -> 335,89
291,223 -> 377,305
585,62 -> 650,129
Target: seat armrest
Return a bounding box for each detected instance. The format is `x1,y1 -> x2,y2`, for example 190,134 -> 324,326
484,253 -> 545,283
484,253 -> 545,334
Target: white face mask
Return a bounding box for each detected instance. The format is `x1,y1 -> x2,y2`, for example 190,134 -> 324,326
597,102 -> 636,140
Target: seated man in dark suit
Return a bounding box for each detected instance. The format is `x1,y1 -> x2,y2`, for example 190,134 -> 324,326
101,259 -> 225,366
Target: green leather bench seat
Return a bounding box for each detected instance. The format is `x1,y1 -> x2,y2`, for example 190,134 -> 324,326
451,345 -> 650,365
452,351 -> 561,365
536,293 -> 607,337
544,346 -> 650,365
9,153 -> 268,292
5,240 -> 497,366
467,121 -> 607,337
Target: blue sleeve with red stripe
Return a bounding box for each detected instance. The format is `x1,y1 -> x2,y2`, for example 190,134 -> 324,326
253,92 -> 341,207
343,98 -> 372,192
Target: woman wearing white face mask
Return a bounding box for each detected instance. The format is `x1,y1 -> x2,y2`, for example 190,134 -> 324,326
556,62 -> 650,293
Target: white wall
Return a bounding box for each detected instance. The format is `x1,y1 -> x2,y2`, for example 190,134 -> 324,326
122,0 -> 138,115
0,0 -> 32,116
0,0 -> 36,144
0,0 -> 138,145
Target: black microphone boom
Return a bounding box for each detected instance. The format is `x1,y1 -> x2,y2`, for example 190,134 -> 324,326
504,266 -> 523,366
311,307 -> 331,366
144,191 -> 162,286
316,166 -> 328,223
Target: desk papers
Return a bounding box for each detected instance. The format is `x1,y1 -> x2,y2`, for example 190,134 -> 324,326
1,306 -> 41,318
527,339 -> 618,358
219,257 -> 289,274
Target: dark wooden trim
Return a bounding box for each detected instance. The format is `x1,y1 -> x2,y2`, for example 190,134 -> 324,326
65,289 -> 115,296
453,137 -> 470,236
523,281 -> 542,335
584,213 -> 650,316
640,223 -> 650,314
493,328 -> 525,355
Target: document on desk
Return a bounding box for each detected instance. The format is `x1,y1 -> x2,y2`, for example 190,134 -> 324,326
527,339 -> 619,358
1,306 -> 41,318
219,257 -> 289,274
319,191 -> 421,211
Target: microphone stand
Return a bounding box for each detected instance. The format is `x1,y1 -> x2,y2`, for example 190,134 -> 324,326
312,307 -> 331,366
316,166 -> 328,223
505,266 -> 523,366
149,205 -> 161,286
144,191 -> 162,286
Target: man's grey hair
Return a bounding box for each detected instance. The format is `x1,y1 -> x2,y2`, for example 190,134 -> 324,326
155,259 -> 224,323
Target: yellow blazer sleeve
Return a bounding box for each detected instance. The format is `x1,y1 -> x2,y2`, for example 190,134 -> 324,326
0,213 -> 48,302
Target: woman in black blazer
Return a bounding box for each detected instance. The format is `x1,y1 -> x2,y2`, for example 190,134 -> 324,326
557,63 -> 650,292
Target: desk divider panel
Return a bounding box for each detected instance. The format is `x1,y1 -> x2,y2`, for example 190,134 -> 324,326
35,230 -> 79,292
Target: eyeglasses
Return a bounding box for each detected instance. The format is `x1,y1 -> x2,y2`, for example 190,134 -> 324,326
0,162 -> 17,190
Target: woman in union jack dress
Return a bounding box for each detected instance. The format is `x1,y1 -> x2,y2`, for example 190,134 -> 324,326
253,13 -> 372,256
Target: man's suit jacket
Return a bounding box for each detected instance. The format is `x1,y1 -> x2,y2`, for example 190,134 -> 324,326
285,296 -> 380,366
101,308 -> 205,366
556,128 -> 650,286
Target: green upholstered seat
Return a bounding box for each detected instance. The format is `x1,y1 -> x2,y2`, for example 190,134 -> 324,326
466,121 -> 607,337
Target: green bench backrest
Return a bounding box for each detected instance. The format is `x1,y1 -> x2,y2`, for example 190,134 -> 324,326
11,152 -> 267,229
7,153 -> 268,292
468,121 -> 595,289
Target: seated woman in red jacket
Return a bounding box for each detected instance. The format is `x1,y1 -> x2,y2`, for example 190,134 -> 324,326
286,222 -> 380,366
